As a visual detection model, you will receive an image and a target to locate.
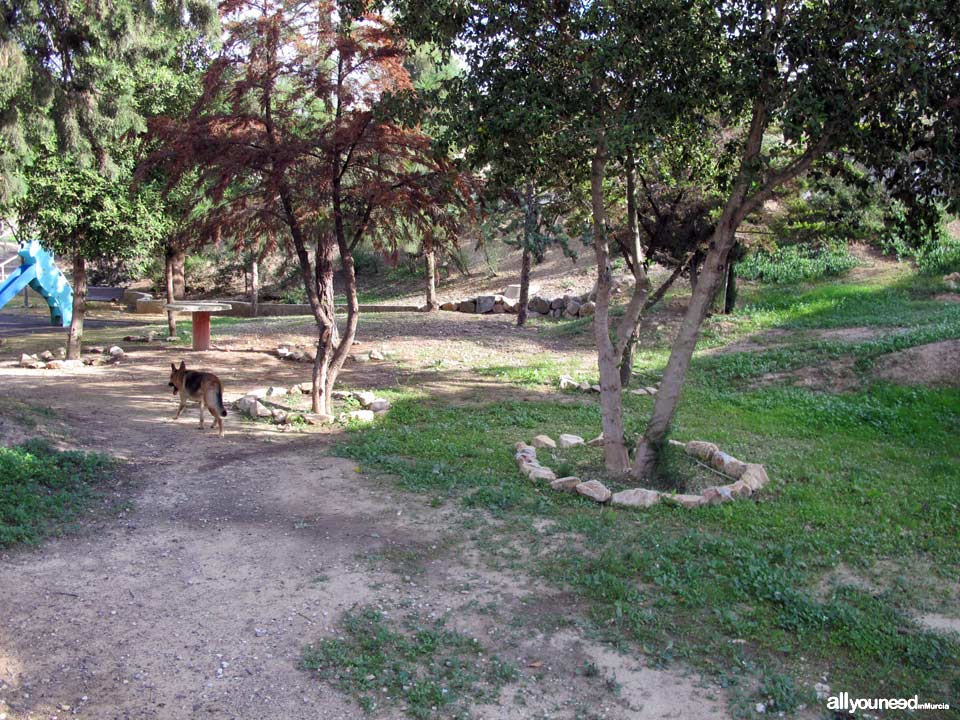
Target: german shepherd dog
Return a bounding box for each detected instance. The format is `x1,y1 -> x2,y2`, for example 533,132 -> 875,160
168,361 -> 227,437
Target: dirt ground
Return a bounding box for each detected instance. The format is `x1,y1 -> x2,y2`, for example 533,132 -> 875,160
0,349 -> 731,720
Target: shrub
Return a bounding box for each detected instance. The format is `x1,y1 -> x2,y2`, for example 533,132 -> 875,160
737,243 -> 859,284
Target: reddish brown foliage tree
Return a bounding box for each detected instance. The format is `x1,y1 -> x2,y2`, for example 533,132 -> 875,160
143,0 -> 471,413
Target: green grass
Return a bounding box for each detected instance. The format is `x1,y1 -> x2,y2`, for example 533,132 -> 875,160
301,605 -> 518,718
335,269 -> 960,717
0,438 -> 117,546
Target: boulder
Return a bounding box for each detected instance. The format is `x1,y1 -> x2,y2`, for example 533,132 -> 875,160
46,359 -> 83,370
630,388 -> 648,395
684,440 -> 719,462
531,434 -> 556,449
296,382 -> 313,394
550,297 -> 564,310
342,409 -> 375,423
236,395 -> 272,418
266,386 -> 288,397
563,300 -> 581,318
440,301 -> 457,311
661,493 -> 706,509
550,476 -> 581,492
711,451 -> 748,478
56,347 -> 66,359
20,353 -> 41,368
368,399 -> 391,413
515,441 -> 537,453
740,463 -> 770,491
643,386 -> 658,395
355,391 -> 377,407
108,346 -> 124,359
476,295 -> 496,314
350,353 -> 371,363
723,480 -> 753,498
529,467 -> 558,482
303,413 -> 335,425
492,301 -> 506,314
271,409 -> 289,424
558,433 -> 585,449
587,434 -> 605,447
559,375 -> 579,391
611,488 -> 661,508
701,486 -> 735,505
458,300 -> 476,313
590,384 -> 601,393
331,390 -> 354,400
88,346 -> 105,354
575,480 -> 612,503
40,350 -> 55,362
528,296 -> 550,314
369,350 -> 385,361
83,356 -> 107,366
247,388 -> 270,399
276,346 -> 291,358
503,283 -> 540,300
578,381 -> 591,392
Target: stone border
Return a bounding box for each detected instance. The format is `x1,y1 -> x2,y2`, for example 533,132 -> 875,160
514,436 -> 770,509
234,385 -> 391,427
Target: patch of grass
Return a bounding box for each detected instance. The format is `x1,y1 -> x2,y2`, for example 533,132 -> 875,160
737,243 -> 860,284
0,439 -> 117,546
301,606 -> 519,719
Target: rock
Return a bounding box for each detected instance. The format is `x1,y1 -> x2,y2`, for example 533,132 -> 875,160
458,300 -> 476,313
550,476 -> 581,492
578,381 -> 591,392
56,347 -> 66,359
350,353 -> 371,363
661,493 -> 706,509
369,350 -> 385,361
165,336 -> 178,342
531,434 -> 556,449
518,461 -> 543,477
723,480 -> 753,498
271,409 -> 289,424
236,395 -> 272,418
19,353 -> 41,368
590,384 -> 601,393
559,375 -> 579,391
83,356 -> 107,366
342,409 -> 376,423
684,440 -> 719,462
944,272 -> 960,289
46,359 -> 83,370
505,302 -> 518,314
45,360 -> 63,370
296,382 -> 313,394
40,350 -> 55,362
247,388 -> 270,399
440,301 -> 457,311
503,283 -> 540,300
558,433 -> 585,448
266,386 -> 288,397
276,346 -> 291,358
564,299 -> 581,318
368,399 -> 391,413
89,346 -> 105,354
587,434 -> 604,447
643,386 -> 658,395
108,346 -> 124,359
630,388 -> 648,395
711,451 -> 748,478
701,486 -> 735,505
331,390 -> 353,400
528,296 -> 550,314
575,480 -> 612,503
515,441 -> 537,453
611,488 -> 661,508
355,391 -> 377,407
303,413 -> 335,425
492,301 -> 506,314
476,295 -> 496,313
740,463 -> 770,491
528,467 -> 558,482
550,297 -> 564,310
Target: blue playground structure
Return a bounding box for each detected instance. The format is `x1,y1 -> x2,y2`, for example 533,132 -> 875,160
0,240 -> 73,327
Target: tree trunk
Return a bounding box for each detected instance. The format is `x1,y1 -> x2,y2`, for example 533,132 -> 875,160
589,142 -> 630,474
165,249 -> 177,337
517,245 -> 531,327
66,253 -> 86,360
172,249 -> 186,298
424,239 -> 438,311
311,238 -> 337,414
723,259 -> 737,314
632,224 -> 739,478
250,256 -> 259,317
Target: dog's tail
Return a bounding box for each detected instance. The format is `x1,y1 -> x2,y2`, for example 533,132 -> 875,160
215,387 -> 228,417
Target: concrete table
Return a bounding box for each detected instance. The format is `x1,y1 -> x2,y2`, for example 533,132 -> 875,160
165,302 -> 232,351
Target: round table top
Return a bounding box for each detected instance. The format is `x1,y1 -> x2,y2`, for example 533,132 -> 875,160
165,301 -> 233,313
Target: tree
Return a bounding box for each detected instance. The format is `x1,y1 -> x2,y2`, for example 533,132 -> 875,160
17,151 -> 169,357
145,0 -> 470,414
399,0 -> 960,479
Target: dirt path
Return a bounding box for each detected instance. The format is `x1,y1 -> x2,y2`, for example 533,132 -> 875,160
0,352 -> 731,720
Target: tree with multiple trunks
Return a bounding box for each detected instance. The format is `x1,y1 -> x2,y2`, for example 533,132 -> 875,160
144,0 -> 470,414
398,0 -> 960,478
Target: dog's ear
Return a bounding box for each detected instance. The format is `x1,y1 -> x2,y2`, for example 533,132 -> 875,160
170,362 -> 177,371
179,360 -> 186,370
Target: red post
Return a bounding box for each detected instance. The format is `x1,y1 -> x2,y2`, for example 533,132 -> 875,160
192,311 -> 211,351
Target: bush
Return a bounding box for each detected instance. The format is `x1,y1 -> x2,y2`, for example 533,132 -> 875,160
915,234 -> 960,275
737,243 -> 859,284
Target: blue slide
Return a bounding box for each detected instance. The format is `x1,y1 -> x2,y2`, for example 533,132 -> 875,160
0,241 -> 73,327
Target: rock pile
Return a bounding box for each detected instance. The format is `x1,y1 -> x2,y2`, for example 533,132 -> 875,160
233,383 -> 391,427
559,375 -> 660,395
513,434 -> 770,509
18,345 -> 123,369
439,283 -> 628,320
